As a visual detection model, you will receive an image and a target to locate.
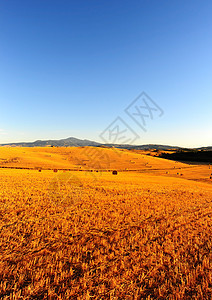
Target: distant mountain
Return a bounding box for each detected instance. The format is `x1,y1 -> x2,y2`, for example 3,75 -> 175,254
0,137 -> 211,151
197,146 -> 212,151
118,144 -> 181,150
0,137 -> 101,147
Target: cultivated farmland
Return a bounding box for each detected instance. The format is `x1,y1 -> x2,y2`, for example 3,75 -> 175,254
0,147 -> 212,299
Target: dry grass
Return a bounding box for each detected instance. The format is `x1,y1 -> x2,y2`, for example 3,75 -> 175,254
0,146 -> 188,171
1,148 -> 212,299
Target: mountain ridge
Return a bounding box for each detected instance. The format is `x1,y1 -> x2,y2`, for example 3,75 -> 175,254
0,137 -> 211,151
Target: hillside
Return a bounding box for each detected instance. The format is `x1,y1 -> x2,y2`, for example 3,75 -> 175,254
0,146 -> 212,184
160,150 -> 212,163
0,146 -> 183,170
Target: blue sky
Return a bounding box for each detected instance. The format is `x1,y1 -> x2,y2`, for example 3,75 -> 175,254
0,0 -> 212,147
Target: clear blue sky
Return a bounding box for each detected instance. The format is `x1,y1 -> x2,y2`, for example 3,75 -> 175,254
0,0 -> 212,147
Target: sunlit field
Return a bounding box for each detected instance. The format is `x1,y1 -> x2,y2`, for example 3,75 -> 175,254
1,147 -> 212,299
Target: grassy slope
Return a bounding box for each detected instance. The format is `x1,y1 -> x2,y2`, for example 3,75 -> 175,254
0,146 -> 212,183
0,146 -> 187,170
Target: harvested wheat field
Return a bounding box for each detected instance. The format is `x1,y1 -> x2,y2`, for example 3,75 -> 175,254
1,147 -> 212,299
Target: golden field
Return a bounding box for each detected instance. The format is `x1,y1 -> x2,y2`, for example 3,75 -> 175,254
0,147 -> 212,299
